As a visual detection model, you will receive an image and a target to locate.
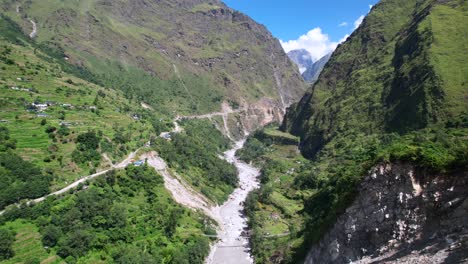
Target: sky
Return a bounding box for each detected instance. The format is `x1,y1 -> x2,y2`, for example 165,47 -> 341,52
223,0 -> 379,61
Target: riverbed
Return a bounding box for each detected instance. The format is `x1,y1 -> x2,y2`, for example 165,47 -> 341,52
206,140 -> 261,264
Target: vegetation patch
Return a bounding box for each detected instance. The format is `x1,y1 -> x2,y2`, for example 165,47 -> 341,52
0,165 -> 214,264
153,119 -> 237,204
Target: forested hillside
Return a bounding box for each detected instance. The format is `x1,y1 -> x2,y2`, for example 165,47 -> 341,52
1,165 -> 214,264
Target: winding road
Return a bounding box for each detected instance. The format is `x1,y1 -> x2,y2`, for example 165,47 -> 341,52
0,149 -> 139,215
1,108 -> 262,263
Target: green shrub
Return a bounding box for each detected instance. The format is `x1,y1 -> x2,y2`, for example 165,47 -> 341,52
0,228 -> 15,260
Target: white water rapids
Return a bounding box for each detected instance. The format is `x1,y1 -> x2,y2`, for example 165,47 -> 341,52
206,140 -> 260,264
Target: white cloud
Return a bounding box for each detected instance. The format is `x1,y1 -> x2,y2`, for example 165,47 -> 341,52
280,28 -> 340,61
369,4 -> 373,9
281,10 -> 371,60
339,34 -> 350,43
353,15 -> 365,29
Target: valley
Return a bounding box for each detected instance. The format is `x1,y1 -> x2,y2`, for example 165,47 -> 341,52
0,0 -> 466,263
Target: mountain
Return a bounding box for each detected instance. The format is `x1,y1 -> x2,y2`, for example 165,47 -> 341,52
282,0 -> 466,158
287,50 -> 331,83
237,0 -> 467,263
287,49 -> 314,74
0,0 -> 306,120
302,53 -> 331,83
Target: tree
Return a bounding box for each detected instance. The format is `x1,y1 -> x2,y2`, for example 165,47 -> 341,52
57,125 -> 70,137
186,238 -> 210,264
0,228 -> 15,260
165,208 -> 183,237
41,225 -> 62,247
76,131 -> 100,150
0,126 -> 16,151
113,245 -> 159,264
57,229 -> 94,258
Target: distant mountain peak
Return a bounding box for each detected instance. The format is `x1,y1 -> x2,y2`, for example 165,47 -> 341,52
302,53 -> 332,83
287,49 -> 314,74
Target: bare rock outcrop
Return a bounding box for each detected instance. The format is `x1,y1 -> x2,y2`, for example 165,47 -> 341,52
222,98 -> 285,140
305,163 -> 468,264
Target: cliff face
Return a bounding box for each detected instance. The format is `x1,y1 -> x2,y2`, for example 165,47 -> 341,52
230,98 -> 286,139
305,163 -> 468,264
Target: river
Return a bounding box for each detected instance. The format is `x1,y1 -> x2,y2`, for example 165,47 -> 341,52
206,140 -> 260,264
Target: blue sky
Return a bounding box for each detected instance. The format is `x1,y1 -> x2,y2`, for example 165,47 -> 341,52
223,0 -> 379,60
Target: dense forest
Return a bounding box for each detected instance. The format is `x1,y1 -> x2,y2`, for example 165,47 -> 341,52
0,127 -> 51,209
0,165 -> 214,263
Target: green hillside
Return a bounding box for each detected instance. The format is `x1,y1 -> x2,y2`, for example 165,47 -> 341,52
0,16 -> 165,199
283,0 -> 467,156
0,0 -> 306,115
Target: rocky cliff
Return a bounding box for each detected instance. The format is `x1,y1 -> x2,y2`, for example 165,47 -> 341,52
305,162 -> 467,264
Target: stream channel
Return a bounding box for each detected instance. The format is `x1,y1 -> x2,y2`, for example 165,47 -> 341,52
206,139 -> 260,264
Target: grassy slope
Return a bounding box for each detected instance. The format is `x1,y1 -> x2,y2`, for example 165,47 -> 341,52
0,18 -> 158,191
283,0 -> 467,157
1,220 -> 63,264
0,0 -> 306,114
428,1 -> 468,116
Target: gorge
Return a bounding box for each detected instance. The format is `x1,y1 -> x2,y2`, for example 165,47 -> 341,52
0,0 -> 466,263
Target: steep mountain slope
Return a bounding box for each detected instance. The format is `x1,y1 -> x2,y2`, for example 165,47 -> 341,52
272,0 -> 467,262
302,53 -> 331,83
283,0 -> 466,158
287,49 -> 314,74
0,0 -> 306,118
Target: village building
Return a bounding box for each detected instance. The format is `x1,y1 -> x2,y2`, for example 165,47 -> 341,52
133,160 -> 144,166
